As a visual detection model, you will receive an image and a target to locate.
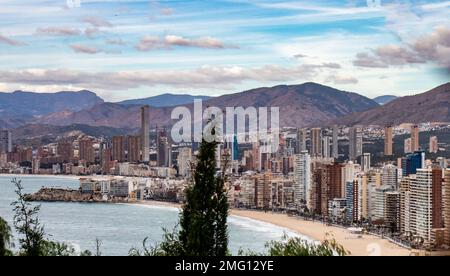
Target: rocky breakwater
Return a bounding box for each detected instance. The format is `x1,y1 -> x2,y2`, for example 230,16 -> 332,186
25,188 -> 133,203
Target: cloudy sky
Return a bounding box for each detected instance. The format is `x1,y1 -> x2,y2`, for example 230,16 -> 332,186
0,0 -> 449,101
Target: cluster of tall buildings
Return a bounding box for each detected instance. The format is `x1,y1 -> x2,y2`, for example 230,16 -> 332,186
3,111 -> 450,250
233,125 -> 450,249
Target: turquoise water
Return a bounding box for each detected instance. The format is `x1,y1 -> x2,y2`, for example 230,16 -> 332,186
0,175 -> 297,256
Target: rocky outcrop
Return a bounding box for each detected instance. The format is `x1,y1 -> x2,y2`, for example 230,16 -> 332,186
25,188 -> 133,203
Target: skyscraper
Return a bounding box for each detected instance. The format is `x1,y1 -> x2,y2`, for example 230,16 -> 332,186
362,153 -> 371,172
177,147 -> 193,178
444,169 -> 450,246
404,138 -> 412,154
157,128 -> 171,167
112,136 -> 126,162
411,124 -> 420,152
293,151 -> 311,209
296,128 -> 307,154
382,164 -> 398,188
385,191 -> 400,232
429,136 -> 438,154
348,126 -> 362,161
311,128 -> 322,157
0,130 -> 12,153
141,105 -> 150,162
58,142 -> 73,163
79,138 -> 94,164
332,125 -> 339,159
346,180 -> 359,222
384,126 -> 393,156
409,168 -> 443,244
322,137 -> 331,158
402,151 -> 425,176
127,135 -> 141,163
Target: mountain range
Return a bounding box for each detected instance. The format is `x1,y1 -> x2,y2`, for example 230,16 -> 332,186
28,83 -> 379,129
336,82 -> 450,126
373,95 -> 398,105
0,90 -> 104,128
1,82 -> 449,133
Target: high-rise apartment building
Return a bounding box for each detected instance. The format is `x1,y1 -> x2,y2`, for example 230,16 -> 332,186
293,151 -> 310,208
371,185 -> 394,222
296,128 -> 307,154
382,164 -> 398,189
322,137 -> 331,159
58,142 -> 73,163
385,191 -> 400,231
349,126 -> 363,161
346,180 -> 359,222
404,138 -> 412,154
409,168 -> 443,245
429,136 -> 438,154
384,126 -> 393,156
112,136 -> 126,162
411,125 -> 420,152
332,125 -> 339,159
157,128 -> 172,167
0,130 -> 12,153
177,147 -> 193,178
362,153 -> 371,172
399,176 -> 413,234
79,138 -> 94,164
311,128 -> 322,157
141,105 -> 150,162
402,151 -> 425,176
127,135 -> 141,163
444,169 -> 450,246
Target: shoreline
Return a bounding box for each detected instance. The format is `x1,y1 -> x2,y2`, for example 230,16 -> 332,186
0,174 -> 81,180
133,200 -> 411,256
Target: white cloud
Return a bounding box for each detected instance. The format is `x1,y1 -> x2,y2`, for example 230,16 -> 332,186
325,74 -> 359,85
81,16 -> 113,28
354,26 -> 450,70
36,27 -> 81,36
70,44 -> 101,54
0,63 -> 339,91
0,33 -> 25,46
135,35 -> 237,51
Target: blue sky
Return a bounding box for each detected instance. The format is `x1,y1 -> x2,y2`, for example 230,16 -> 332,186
0,0 -> 449,101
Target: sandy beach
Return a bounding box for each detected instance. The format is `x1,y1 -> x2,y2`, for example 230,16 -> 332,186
135,200 -> 411,256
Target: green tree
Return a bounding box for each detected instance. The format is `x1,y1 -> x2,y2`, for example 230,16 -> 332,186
239,234 -> 350,257
0,217 -> 13,256
178,125 -> 229,256
11,178 -> 47,256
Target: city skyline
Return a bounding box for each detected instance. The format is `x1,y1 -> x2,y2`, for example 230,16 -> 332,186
0,0 -> 449,101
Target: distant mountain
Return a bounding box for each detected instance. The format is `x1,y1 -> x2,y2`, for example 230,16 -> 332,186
34,83 -> 379,128
336,83 -> 450,126
117,93 -> 212,107
373,95 -> 398,105
12,124 -> 134,148
0,90 -> 104,121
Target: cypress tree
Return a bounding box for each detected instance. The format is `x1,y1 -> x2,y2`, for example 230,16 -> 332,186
179,126 -> 229,256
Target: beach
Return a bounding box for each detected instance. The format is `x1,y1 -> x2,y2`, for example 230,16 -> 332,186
135,200 -> 411,256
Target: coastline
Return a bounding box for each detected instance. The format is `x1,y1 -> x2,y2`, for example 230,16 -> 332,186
133,200 -> 411,256
0,174 -> 81,180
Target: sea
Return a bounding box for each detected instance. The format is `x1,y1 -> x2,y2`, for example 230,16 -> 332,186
0,175 -> 299,256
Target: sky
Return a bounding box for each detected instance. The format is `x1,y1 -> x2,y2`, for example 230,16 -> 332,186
0,0 -> 449,102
